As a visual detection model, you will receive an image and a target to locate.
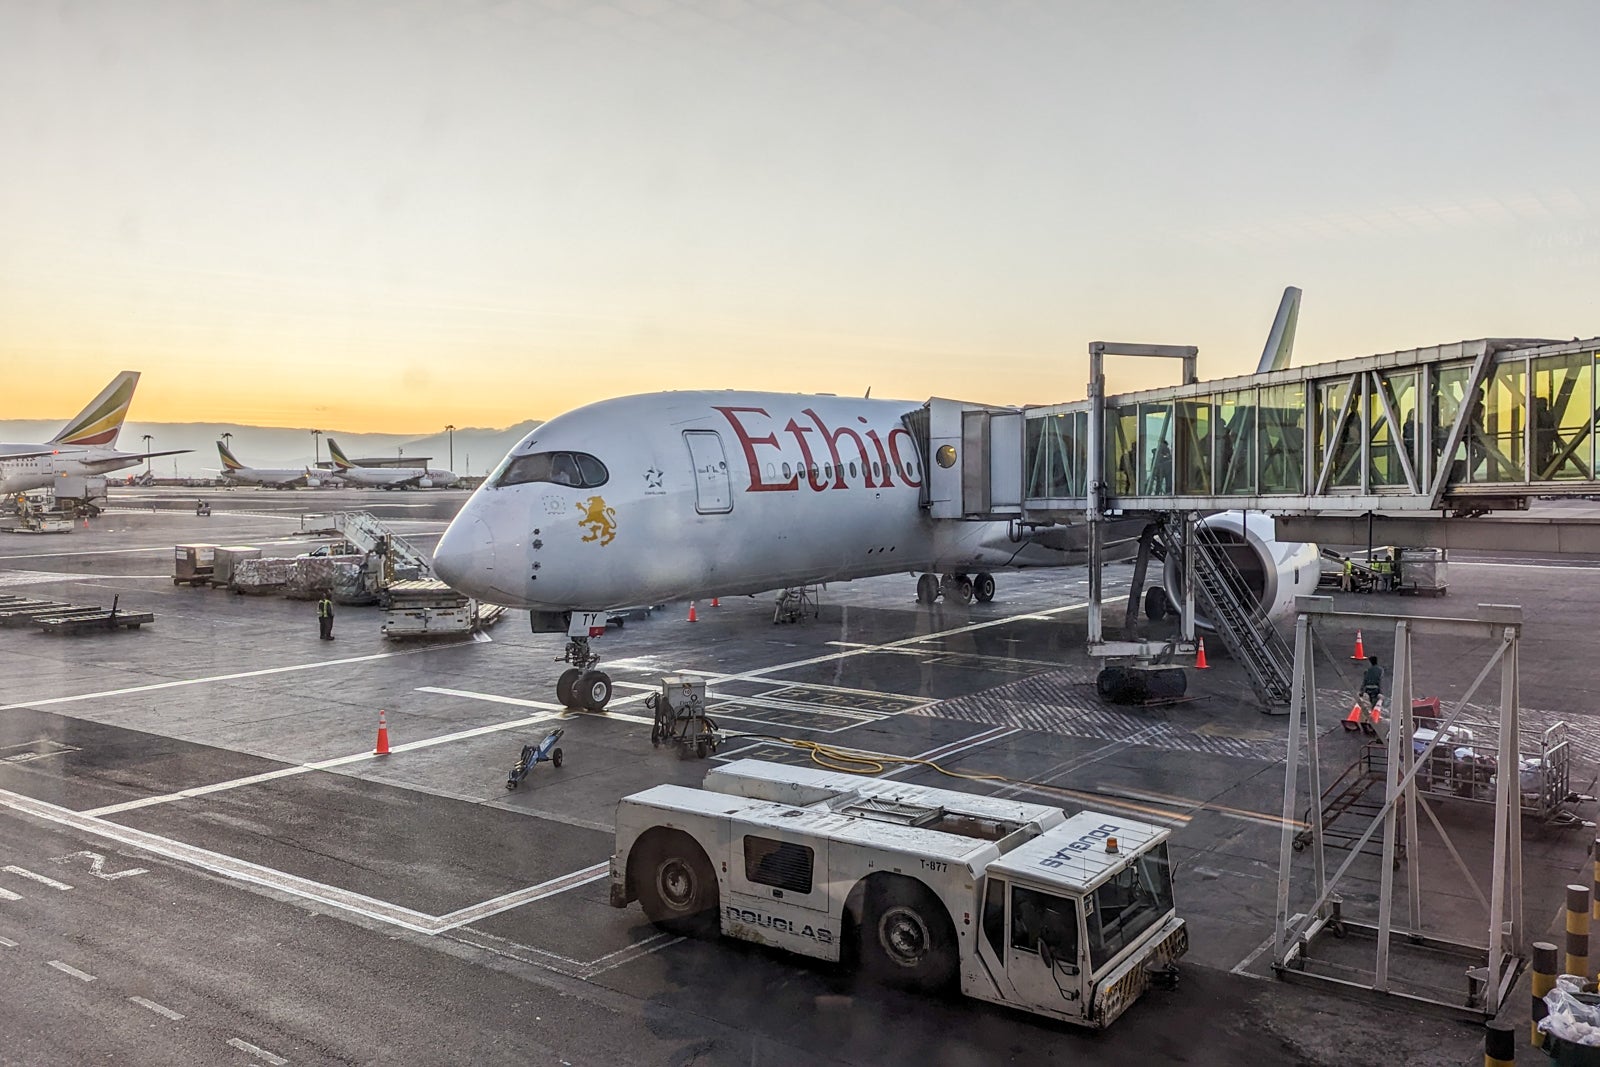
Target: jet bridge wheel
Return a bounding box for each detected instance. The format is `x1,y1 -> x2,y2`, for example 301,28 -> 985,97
859,876 -> 957,992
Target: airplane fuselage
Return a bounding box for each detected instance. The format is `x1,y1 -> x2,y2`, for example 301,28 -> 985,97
435,391 -> 1091,611
0,446 -> 153,494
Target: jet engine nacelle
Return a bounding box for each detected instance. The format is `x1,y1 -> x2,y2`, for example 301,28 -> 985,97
418,477 -> 434,488
1161,511 -> 1320,624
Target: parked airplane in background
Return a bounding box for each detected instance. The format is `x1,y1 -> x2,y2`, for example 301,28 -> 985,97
0,371 -> 190,494
215,441 -> 317,488
326,438 -> 457,488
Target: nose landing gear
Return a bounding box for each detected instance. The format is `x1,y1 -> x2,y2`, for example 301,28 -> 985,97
557,635 -> 613,711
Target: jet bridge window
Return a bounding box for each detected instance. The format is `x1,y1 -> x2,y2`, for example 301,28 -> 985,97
494,451 -> 609,489
743,836 -> 814,894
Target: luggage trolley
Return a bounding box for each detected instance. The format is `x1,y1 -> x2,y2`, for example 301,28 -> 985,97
647,676 -> 721,759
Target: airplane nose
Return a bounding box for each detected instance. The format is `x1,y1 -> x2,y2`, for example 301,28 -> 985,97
433,515 -> 495,597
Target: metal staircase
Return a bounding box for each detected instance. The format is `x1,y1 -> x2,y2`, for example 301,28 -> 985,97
1188,521 -> 1295,708
331,512 -> 432,582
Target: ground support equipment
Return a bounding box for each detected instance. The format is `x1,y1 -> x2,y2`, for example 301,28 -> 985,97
505,728 -> 565,789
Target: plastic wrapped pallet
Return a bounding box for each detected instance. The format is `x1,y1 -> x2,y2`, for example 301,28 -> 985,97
286,555 -> 361,599
332,560 -> 379,605
232,557 -> 294,595
211,546 -> 261,588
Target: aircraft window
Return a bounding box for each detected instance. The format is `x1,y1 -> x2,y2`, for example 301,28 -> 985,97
825,463 -> 833,479
849,462 -> 858,478
766,462 -> 777,481
496,451 -> 610,489
782,463 -> 793,479
872,461 -> 881,479
809,463 -> 820,480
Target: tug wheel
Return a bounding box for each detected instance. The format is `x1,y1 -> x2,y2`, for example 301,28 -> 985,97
552,748 -> 563,768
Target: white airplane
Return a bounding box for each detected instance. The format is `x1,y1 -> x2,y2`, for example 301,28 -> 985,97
0,372 -> 191,494
325,438 -> 457,488
215,441 -> 317,488
432,386 -> 1319,711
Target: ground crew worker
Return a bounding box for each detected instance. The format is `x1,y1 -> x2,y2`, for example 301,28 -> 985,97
1341,556 -> 1353,592
317,592 -> 335,641
1359,654 -> 1383,731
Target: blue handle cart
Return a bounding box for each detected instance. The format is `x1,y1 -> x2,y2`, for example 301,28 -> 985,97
506,727 -> 564,789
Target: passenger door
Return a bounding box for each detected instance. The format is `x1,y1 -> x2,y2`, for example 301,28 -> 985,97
682,431 -> 733,514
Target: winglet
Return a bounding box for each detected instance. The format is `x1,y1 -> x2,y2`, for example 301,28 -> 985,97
52,371 -> 141,446
216,440 -> 245,471
1255,287 -> 1301,374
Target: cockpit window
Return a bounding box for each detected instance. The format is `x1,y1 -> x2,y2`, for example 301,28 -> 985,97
495,451 -> 609,489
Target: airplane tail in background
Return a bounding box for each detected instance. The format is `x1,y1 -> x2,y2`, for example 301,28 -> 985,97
216,441 -> 245,471
1255,287 -> 1301,374
325,438 -> 355,470
51,371 -> 141,447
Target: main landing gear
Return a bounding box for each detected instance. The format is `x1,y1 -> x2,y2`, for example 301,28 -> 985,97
556,635 -> 613,711
915,572 -> 996,606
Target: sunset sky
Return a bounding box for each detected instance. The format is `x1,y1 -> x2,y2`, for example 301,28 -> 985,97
3,1 -> 1598,433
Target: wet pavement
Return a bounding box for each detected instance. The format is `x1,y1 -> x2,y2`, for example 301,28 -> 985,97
0,485 -> 1595,1064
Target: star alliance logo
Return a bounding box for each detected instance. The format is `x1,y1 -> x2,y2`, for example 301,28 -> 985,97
644,467 -> 664,491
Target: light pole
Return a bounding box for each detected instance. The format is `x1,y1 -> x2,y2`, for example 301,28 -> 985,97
221,431 -> 233,448
141,434 -> 153,478
445,425 -> 455,472
311,429 -> 323,469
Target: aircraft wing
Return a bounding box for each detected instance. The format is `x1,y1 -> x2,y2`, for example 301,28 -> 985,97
0,448 -> 63,461
80,448 -> 194,471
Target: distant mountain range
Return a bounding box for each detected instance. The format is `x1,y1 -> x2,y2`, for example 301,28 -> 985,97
0,420 -> 542,478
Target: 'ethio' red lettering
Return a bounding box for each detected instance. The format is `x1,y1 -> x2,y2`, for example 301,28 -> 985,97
888,427 -> 922,488
713,406 -> 797,492
784,420 -> 830,491
803,408 -> 877,488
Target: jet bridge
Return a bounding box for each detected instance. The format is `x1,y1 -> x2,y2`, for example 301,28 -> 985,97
907,334 -> 1600,696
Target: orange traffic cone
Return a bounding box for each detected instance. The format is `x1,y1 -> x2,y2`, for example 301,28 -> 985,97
687,601 -> 698,623
1194,638 -> 1210,670
374,710 -> 391,755
1351,630 -> 1366,660
1365,698 -> 1384,735
710,598 -> 720,608
1343,703 -> 1363,731
82,515 -> 89,528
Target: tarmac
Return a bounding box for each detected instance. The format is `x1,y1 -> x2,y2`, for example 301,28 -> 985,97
0,485 -> 1596,1066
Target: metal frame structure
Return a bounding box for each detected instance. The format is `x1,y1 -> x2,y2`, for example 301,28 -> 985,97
1272,596 -> 1525,1018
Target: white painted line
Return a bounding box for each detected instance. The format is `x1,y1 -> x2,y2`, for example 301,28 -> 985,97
1,644 -> 459,712
678,599 -> 1099,686
2,866 -> 72,890
0,886 -> 21,901
3,787 -> 606,937
0,935 -> 17,947
880,727 -> 1020,779
433,862 -> 609,931
228,1037 -> 288,1065
417,687 -> 658,729
128,995 -> 185,1021
1231,915 -> 1302,978
585,932 -> 685,976
48,960 -> 96,982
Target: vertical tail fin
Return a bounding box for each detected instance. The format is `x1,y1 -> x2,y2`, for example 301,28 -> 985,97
216,441 -> 245,471
52,371 -> 141,446
325,438 -> 354,469
1255,287 -> 1301,374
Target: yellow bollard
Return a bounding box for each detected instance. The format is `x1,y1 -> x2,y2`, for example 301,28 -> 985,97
1532,941 -> 1558,1048
1484,1019 -> 1514,1066
1568,884 -> 1592,979
1485,1019 -> 1514,1066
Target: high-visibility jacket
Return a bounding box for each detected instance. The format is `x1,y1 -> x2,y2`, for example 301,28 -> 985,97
318,599 -> 333,618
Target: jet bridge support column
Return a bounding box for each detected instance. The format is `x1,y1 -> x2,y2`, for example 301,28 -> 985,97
1085,342 -> 1199,674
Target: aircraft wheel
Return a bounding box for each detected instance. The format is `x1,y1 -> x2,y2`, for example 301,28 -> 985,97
916,573 -> 939,605
973,573 -> 996,603
551,748 -> 563,768
952,576 -> 974,605
556,668 -> 581,707
579,671 -> 613,711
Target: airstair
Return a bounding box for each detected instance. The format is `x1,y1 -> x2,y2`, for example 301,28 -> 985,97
1188,520 -> 1295,707
330,511 -> 431,583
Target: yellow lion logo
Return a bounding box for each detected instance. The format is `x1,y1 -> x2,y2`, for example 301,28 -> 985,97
577,495 -> 617,546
